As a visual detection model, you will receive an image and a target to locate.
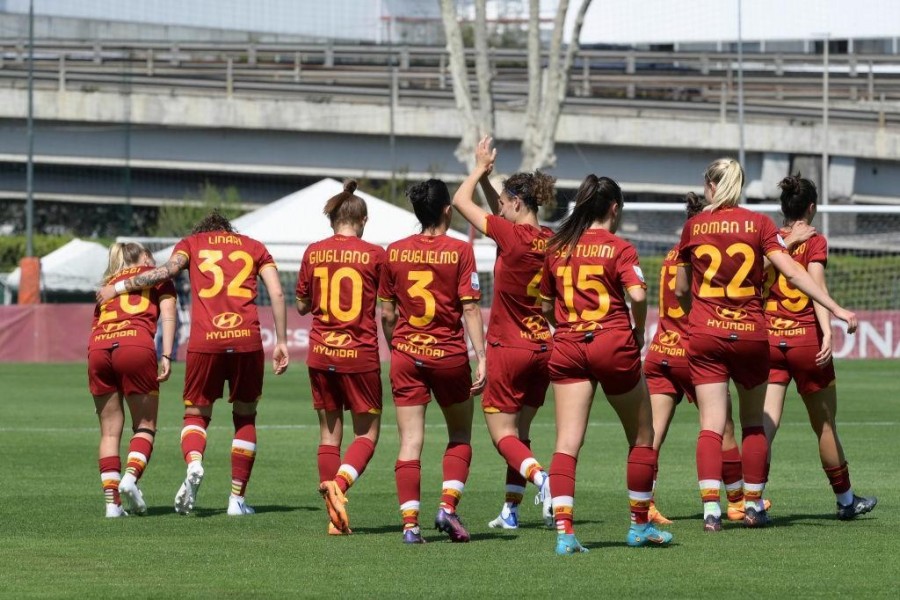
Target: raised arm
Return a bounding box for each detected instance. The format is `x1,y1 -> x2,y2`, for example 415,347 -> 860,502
768,251 -> 857,333
260,266 -> 289,375
451,135 -> 497,235
461,300 -> 487,397
97,252 -> 188,303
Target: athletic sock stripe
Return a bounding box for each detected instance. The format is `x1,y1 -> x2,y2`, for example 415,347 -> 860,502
231,439 -> 257,452
337,465 -> 359,483
442,480 -> 465,493
400,500 -> 420,512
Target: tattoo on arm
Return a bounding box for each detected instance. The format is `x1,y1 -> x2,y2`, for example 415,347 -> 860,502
129,254 -> 187,290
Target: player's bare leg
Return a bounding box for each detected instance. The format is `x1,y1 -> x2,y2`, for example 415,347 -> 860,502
736,381 -> 770,528
648,392 -> 677,525
118,393 -> 158,516
396,404 -> 427,543
435,398 -> 474,542
175,405 -> 211,515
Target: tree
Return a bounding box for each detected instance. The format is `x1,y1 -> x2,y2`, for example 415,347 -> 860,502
439,0 -> 593,172
151,182 -> 245,237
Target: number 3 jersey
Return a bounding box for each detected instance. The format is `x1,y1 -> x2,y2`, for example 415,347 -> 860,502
677,206 -> 786,341
764,232 -> 828,347
646,244 -> 689,367
540,228 -> 646,338
296,235 -> 386,373
173,232 -> 275,353
89,265 -> 176,351
378,234 -> 481,369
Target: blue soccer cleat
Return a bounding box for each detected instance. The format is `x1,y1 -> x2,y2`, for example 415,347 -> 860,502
488,504 -> 518,529
555,533 -> 589,555
626,523 -> 674,547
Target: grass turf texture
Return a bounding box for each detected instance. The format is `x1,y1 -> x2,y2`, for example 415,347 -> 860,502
0,360 -> 896,598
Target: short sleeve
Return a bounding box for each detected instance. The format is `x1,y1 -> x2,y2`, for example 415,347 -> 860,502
618,243 -> 647,290
677,220 -> 693,265
295,248 -> 312,300
157,279 -> 177,300
172,238 -> 191,263
539,253 -> 555,300
257,242 -> 276,272
760,215 -> 787,257
457,244 -> 481,302
485,215 -> 517,253
377,247 -> 395,302
807,235 -> 828,267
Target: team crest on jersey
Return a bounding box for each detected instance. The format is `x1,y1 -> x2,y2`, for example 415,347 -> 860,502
769,316 -> 797,330
658,330 -> 680,347
470,272 -> 480,291
103,320 -> 131,333
521,315 -> 546,333
406,333 -> 438,346
633,265 -> 645,283
715,306 -> 748,321
212,312 -> 244,330
322,331 -> 353,348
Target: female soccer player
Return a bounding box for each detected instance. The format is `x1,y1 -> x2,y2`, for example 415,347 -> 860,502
540,174 -> 673,555
89,242 -> 176,517
451,136 -> 554,530
674,158 -> 858,531
296,181 -> 386,535
380,179 -> 487,544
645,193 -> 762,524
763,175 -> 876,519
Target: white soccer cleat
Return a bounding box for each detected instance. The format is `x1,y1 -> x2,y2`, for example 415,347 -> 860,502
174,461 -> 204,515
487,504 -> 519,529
536,477 -> 554,528
227,494 -> 256,516
105,503 -> 125,518
118,474 -> 147,516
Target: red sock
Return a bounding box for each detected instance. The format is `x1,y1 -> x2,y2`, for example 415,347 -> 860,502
497,435 -> 543,485
741,427 -> 767,485
627,446 -> 657,525
824,462 -> 851,495
549,452 -> 577,534
504,438 -> 529,504
395,459 -> 422,527
99,456 -> 121,506
722,445 -> 744,503
181,415 -> 210,464
697,430 -> 724,503
336,437 -> 377,493
124,435 -> 154,481
317,444 -> 341,483
231,413 -> 257,497
439,442 -> 472,512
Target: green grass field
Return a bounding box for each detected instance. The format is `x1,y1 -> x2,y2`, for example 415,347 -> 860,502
0,360 -> 896,598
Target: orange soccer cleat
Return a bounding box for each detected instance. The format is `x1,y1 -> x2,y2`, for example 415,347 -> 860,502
648,502 -> 674,525
727,498 -> 772,522
319,480 -> 350,533
327,521 -> 352,535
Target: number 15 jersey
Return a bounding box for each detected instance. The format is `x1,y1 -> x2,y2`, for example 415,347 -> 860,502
173,231 -> 276,353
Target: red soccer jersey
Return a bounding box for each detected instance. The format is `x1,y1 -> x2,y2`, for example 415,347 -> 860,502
646,244 -> 689,367
173,231 -> 276,353
540,228 -> 646,338
484,215 -> 553,348
296,234 -> 386,373
677,206 -> 787,341
89,265 -> 176,351
764,232 -> 828,347
379,234 -> 481,368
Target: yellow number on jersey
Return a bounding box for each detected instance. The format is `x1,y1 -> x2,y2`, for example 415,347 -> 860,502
526,269 -> 543,307
659,265 -> 685,319
764,270 -> 810,313
557,264 -> 610,322
407,270 -> 436,327
98,289 -> 151,324
197,250 -> 254,299
312,266 -> 364,323
696,243 -> 756,299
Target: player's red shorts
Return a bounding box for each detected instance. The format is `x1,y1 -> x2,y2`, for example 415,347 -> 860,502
689,334 -> 768,389
389,350 -> 472,407
88,346 -> 159,397
644,358 -> 695,404
768,343 -> 836,396
482,344 -> 550,413
308,367 -> 383,414
548,328 -> 642,396
183,350 -> 264,406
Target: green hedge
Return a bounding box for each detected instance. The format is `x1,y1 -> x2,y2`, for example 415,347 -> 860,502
0,235 -> 74,271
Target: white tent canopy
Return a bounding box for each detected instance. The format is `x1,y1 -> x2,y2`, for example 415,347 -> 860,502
154,178 -> 497,273
6,238 -> 109,292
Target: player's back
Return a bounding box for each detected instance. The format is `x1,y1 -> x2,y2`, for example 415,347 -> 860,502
765,231 -> 827,344
90,265 -> 175,351
646,244 -> 689,364
174,231 -> 275,353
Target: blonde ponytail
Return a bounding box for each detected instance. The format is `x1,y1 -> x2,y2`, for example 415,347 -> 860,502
704,158 -> 744,212
101,242 -> 147,285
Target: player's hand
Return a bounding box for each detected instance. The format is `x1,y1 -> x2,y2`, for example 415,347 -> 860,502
157,356 -> 172,382
834,308 -> 858,334
96,284 -> 116,304
475,136 -> 496,174
788,221 -> 817,247
272,343 -> 289,375
815,336 -> 833,367
469,356 -> 487,397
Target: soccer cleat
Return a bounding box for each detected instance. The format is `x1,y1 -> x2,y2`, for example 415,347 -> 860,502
535,478 -> 553,528
626,524 -> 674,547
227,494 -> 255,516
435,509 -> 470,543
174,461 -> 204,515
727,498 -> 772,521
488,504 -> 518,529
703,514 -> 722,532
318,480 -> 350,533
328,522 -> 352,535
105,504 -> 125,518
743,506 -> 770,528
836,495 -> 877,520
648,503 -> 673,525
555,533 -> 589,555
118,475 -> 147,516
402,526 -> 426,544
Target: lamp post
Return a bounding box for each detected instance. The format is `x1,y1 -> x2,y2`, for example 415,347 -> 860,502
25,0 -> 35,256
821,33 -> 830,238
737,0 -> 745,174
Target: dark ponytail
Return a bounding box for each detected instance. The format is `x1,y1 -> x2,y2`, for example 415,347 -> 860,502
778,174 -> 817,222
548,175 -> 622,253
323,180 -> 367,227
407,179 -> 451,230
685,191 -> 707,219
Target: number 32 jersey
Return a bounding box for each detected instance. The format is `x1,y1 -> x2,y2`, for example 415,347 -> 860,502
379,234 -> 481,369
678,206 -> 786,341
296,235 -> 386,373
173,232 -> 276,353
